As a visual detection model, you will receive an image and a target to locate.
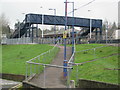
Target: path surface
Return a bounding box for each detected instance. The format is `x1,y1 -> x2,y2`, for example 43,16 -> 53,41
29,46 -> 72,88
0,78 -> 20,89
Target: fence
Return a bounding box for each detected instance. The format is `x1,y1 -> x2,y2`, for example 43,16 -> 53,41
25,40 -> 114,88
67,40 -> 76,87
25,42 -> 59,79
1,37 -> 32,45
25,40 -> 74,88
1,37 -> 74,45
69,45 -> 115,86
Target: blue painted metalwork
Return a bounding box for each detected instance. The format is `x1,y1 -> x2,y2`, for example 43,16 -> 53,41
72,2 -> 75,54
25,14 -> 102,28
63,0 -> 68,78
63,60 -> 67,77
11,13 -> 102,38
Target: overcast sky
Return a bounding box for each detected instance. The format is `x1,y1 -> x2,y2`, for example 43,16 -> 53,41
0,0 -> 119,29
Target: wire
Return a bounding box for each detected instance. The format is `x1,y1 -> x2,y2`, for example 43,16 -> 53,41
68,0 -> 95,14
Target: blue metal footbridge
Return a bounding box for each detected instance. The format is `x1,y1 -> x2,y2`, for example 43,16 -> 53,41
11,14 -> 102,39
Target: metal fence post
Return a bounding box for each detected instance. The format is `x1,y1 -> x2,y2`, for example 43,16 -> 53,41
38,56 -> 40,72
76,64 -> 78,84
94,48 -> 96,59
67,64 -> 70,88
26,63 -> 28,80
30,64 -> 32,76
34,63 -> 36,74
44,65 -> 46,88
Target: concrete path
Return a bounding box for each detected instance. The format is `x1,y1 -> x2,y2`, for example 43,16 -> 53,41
29,46 -> 72,88
0,78 -> 20,89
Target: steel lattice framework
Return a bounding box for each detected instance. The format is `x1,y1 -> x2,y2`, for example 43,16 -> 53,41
11,13 -> 102,38
25,14 -> 102,28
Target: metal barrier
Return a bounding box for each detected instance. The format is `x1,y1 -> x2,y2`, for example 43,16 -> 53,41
67,40 -> 76,87
26,42 -> 59,79
25,40 -> 74,88
69,45 -> 113,86
25,39 -> 113,88
3,37 -> 74,45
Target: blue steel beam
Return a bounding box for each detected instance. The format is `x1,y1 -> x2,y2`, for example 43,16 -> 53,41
25,14 -> 102,28
11,13 -> 102,38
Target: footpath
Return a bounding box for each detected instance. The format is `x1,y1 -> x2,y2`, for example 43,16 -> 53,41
30,46 -> 72,88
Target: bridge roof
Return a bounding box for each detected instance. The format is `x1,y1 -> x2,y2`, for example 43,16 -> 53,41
25,14 -> 102,28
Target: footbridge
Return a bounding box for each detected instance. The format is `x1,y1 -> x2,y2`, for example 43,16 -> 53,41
11,14 -> 102,39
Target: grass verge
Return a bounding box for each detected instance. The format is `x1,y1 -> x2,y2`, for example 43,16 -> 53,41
2,44 -> 59,75
70,44 -> 119,84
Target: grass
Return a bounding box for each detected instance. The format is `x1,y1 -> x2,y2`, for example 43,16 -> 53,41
75,44 -> 118,63
2,44 -> 59,75
28,46 -> 60,75
70,44 -> 119,85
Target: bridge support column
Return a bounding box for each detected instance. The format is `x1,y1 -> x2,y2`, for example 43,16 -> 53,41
25,30 -> 27,37
29,23 -> 31,37
32,24 -> 34,43
100,27 -> 102,41
36,24 -> 38,43
95,28 -> 98,41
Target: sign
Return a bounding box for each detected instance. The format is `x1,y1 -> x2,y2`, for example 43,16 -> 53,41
63,31 -> 67,39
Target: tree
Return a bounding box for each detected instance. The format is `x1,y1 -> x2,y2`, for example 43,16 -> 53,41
0,13 -> 11,39
111,22 -> 117,30
102,19 -> 108,31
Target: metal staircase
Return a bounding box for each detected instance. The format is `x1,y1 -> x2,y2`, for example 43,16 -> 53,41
11,22 -> 30,38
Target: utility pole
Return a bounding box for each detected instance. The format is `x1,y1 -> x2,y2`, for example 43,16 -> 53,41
106,21 -> 108,44
49,8 -> 56,44
40,6 -> 44,38
63,0 -> 68,79
72,2 -> 75,54
88,10 -> 92,39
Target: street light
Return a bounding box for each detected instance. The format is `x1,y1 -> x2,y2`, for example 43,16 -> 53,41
88,10 -> 92,39
49,8 -> 56,44
22,13 -> 25,15
65,2 -> 75,54
105,21 -> 108,44
63,2 -> 75,87
40,6 -> 44,38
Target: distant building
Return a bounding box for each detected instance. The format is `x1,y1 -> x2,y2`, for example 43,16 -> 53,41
118,1 -> 120,28
112,30 -> 120,39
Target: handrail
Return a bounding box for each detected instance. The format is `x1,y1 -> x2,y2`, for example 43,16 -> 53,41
68,40 -> 76,64
27,61 -> 72,69
76,45 -> 109,53
27,42 -> 58,63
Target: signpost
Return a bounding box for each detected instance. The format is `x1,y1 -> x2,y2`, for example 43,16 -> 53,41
63,0 -> 68,78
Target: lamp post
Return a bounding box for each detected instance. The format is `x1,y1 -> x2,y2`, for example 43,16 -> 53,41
63,2 -> 75,87
67,2 -> 75,54
49,8 -> 56,44
88,10 -> 92,39
40,6 -> 44,38
106,21 -> 108,44
63,0 -> 68,80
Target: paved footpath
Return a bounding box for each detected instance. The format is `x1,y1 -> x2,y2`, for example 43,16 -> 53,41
0,78 -> 20,89
29,46 -> 72,88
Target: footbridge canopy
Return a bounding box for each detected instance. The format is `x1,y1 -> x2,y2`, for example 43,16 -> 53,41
11,13 -> 102,38
25,14 -> 102,28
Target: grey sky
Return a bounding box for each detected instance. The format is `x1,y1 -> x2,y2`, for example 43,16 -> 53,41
0,0 -> 119,29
